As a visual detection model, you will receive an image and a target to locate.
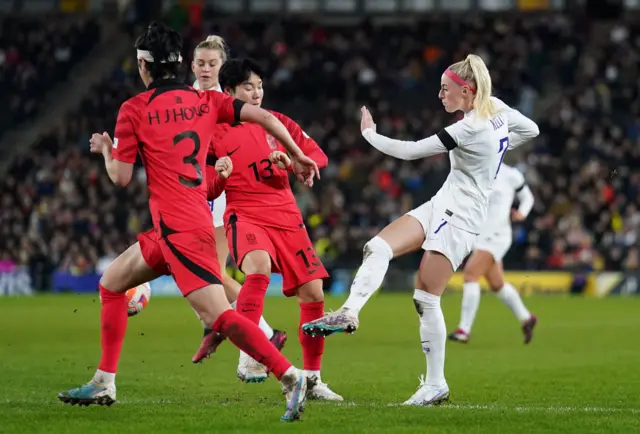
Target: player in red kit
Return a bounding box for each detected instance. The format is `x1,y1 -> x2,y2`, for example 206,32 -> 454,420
194,58 -> 342,400
57,23 -> 320,422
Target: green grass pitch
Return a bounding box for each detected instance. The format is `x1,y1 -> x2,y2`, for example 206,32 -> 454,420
1,293 -> 639,433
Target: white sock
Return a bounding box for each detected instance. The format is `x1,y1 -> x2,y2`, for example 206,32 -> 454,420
496,282 -> 530,322
93,369 -> 115,386
413,290 -> 447,387
342,236 -> 394,315
458,282 -> 481,334
259,316 -> 274,339
238,349 -> 249,366
305,370 -> 321,382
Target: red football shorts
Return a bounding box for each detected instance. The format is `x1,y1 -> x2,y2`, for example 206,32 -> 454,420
137,223 -> 222,296
226,215 -> 328,297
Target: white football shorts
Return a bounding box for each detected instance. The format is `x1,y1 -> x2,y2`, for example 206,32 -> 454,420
208,191 -> 227,228
473,229 -> 512,263
406,200 -> 477,271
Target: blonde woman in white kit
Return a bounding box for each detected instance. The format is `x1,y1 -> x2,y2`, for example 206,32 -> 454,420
190,36 -> 287,383
303,54 -> 539,405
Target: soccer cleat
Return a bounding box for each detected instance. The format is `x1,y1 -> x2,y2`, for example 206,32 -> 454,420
264,329 -> 287,376
237,353 -> 268,383
301,307 -> 359,337
280,367 -> 314,422
522,315 -> 537,344
402,376 -> 450,406
270,329 -> 288,351
308,380 -> 344,401
192,328 -> 226,363
238,329 -> 288,383
58,382 -> 116,407
448,328 -> 470,344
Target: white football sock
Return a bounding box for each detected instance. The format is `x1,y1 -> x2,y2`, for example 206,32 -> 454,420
342,236 -> 394,315
305,370 -> 321,382
496,282 -> 530,322
93,369 -> 115,386
414,290 -> 447,387
259,316 -> 274,339
458,282 -> 481,334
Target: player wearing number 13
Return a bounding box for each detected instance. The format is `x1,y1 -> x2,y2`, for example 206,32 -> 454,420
202,58 -> 341,400
57,23 -> 318,422
302,54 -> 539,406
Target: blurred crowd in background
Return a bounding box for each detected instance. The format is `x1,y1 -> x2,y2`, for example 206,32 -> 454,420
0,16 -> 101,138
1,12 -> 639,290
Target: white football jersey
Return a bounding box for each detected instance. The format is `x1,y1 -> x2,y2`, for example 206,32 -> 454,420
429,102 -> 509,233
362,97 -> 539,234
483,164 -> 529,234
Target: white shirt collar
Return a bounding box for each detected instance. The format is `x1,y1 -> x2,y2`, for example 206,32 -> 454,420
193,80 -> 221,92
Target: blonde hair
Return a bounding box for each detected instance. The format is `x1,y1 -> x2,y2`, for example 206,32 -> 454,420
194,35 -> 228,62
448,54 -> 497,119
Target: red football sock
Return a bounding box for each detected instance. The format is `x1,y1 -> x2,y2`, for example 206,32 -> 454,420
213,310 -> 292,380
235,274 -> 270,325
299,301 -> 325,371
97,284 -> 128,373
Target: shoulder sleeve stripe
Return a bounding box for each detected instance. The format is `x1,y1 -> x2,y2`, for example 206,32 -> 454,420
232,99 -> 245,124
515,183 -> 526,192
437,129 -> 457,151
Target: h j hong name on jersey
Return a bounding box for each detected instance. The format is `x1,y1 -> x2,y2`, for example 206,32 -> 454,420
147,104 -> 211,125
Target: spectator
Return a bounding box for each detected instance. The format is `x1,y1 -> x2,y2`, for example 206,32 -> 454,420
2,15 -> 639,285
0,16 -> 101,137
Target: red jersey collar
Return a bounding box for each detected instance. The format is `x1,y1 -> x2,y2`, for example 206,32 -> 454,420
147,77 -> 184,90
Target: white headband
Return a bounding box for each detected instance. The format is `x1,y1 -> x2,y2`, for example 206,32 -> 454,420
136,49 -> 183,63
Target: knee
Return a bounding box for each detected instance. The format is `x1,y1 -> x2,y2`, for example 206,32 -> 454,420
488,279 -> 504,293
99,270 -> 125,293
463,267 -> 481,283
364,236 -> 394,261
296,280 -> 324,303
242,251 -> 272,276
197,307 -> 226,328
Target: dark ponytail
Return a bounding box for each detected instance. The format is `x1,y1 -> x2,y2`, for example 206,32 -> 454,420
134,22 -> 183,81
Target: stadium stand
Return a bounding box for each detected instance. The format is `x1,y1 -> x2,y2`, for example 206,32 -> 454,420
0,16 -> 101,137
1,16 -> 638,291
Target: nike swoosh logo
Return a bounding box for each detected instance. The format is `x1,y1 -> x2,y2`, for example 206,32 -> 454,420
308,269 -> 317,275
227,147 -> 240,156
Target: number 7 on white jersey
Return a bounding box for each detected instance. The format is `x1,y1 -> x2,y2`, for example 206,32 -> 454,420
495,137 -> 509,178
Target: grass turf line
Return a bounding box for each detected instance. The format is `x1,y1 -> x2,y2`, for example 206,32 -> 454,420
1,293 -> 639,433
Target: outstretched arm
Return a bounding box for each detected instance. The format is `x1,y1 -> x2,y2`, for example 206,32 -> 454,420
360,106 -> 449,160
362,129 -> 448,160
271,111 -> 328,169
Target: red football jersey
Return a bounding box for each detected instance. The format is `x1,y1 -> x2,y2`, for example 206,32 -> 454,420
111,78 -> 243,232
209,111 -> 327,229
